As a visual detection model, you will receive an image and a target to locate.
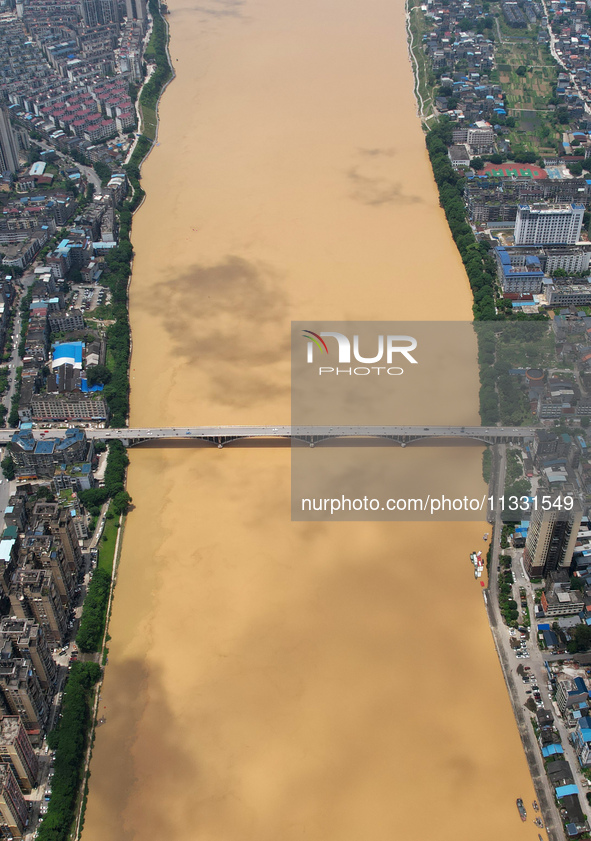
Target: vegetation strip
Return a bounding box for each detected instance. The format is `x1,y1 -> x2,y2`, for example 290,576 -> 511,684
37,663 -> 101,841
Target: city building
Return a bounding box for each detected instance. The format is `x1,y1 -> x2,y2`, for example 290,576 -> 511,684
557,676 -> 590,713
0,762 -> 28,839
0,109 -> 19,176
495,246 -> 544,293
573,716 -> 591,767
19,534 -> 74,607
0,659 -> 46,732
10,570 -> 67,645
0,620 -> 55,692
448,144 -> 471,169
514,203 -> 585,245
0,717 -> 37,793
540,582 -> 586,615
125,0 -> 145,25
10,428 -> 91,479
523,500 -> 582,577
48,309 -> 84,333
28,395 -> 108,423
546,284 -> 591,307
32,503 -> 83,575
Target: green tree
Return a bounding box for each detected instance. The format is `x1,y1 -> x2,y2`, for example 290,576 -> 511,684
1,455 -> 14,481
85,364 -> 112,386
76,569 -> 111,652
571,576 -> 586,591
93,161 -> 112,185
79,487 -> 109,512
568,624 -> 591,653
112,490 -> 132,515
471,156 -> 484,170
39,662 -> 101,841
516,65 -> 527,77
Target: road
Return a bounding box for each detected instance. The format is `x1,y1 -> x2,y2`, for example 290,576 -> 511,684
31,138 -> 103,191
0,424 -> 539,446
1,271 -> 36,421
540,0 -> 591,117
485,444 -> 565,841
512,554 -> 591,829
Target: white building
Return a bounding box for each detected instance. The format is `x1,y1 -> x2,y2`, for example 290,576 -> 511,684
514,203 -> 585,245
545,246 -> 591,274
467,121 -> 495,152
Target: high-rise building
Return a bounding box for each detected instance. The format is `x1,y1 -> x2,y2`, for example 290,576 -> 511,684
81,0 -> 99,25
0,108 -> 19,176
0,619 -> 56,691
19,534 -> 74,607
125,0 -> 145,24
84,0 -> 119,24
0,717 -> 38,793
0,763 -> 28,839
10,570 -> 67,644
0,659 -> 46,732
32,502 -> 83,575
524,499 -> 582,577
514,203 -> 585,246
98,0 -> 119,23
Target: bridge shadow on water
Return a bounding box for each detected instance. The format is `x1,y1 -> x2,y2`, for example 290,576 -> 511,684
131,436 -> 486,450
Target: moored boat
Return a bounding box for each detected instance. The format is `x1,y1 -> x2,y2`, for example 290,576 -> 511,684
517,798 -> 527,822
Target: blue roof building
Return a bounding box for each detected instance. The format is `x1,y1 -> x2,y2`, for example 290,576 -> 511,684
10,428 -> 89,479
572,716 -> 591,766
495,247 -> 544,293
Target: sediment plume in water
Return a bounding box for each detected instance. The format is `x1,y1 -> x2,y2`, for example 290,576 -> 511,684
82,0 -> 540,839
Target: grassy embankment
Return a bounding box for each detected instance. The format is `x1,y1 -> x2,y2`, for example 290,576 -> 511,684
139,0 -> 173,140
407,0 -> 436,121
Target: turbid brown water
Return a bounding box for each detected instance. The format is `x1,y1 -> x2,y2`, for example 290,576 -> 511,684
82,0 -> 542,839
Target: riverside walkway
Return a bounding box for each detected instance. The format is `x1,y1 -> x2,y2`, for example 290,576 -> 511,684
0,425 -> 538,447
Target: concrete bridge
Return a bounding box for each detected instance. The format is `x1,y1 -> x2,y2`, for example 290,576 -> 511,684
1,425 -> 538,447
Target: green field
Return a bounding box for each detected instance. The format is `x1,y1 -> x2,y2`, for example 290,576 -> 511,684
97,505 -> 120,575
139,104 -> 158,141
494,39 -> 559,155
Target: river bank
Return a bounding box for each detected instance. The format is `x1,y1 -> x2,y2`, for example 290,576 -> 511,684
406,0 -> 435,123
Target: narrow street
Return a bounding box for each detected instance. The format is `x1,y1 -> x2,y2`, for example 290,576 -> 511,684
485,444 -> 564,841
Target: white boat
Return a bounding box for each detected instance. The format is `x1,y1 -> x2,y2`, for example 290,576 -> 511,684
471,550 -> 484,578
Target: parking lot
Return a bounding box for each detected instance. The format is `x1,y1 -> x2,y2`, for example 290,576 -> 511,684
71,285 -> 110,313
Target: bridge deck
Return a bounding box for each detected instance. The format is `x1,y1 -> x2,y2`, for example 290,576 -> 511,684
0,425 -> 537,444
